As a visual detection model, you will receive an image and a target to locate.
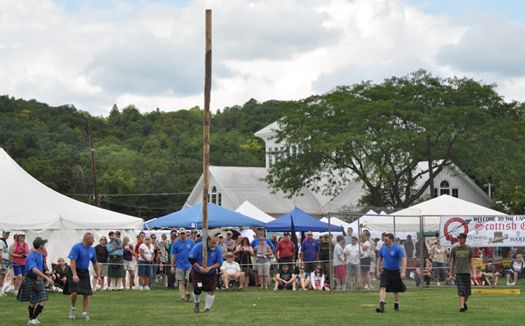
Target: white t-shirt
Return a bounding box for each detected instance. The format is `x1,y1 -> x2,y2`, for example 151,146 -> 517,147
139,243 -> 154,261
0,239 -> 9,260
221,261 -> 241,274
333,244 -> 345,266
361,240 -> 371,258
344,244 -> 360,265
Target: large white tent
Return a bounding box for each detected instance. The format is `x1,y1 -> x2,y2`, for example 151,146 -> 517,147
0,148 -> 144,264
362,195 -> 505,234
235,200 -> 275,223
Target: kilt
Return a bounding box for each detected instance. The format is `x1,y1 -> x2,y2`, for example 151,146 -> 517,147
17,277 -> 48,304
380,269 -> 407,293
64,268 -> 92,296
191,270 -> 217,292
108,256 -> 125,278
455,273 -> 471,297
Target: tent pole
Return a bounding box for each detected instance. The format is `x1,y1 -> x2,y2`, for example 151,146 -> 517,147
202,9 -> 212,266
328,216 -> 334,291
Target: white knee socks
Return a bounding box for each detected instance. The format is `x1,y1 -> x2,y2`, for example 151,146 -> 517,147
205,294 -> 215,310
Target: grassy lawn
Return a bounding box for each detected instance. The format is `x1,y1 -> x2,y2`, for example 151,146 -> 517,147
1,286 -> 524,325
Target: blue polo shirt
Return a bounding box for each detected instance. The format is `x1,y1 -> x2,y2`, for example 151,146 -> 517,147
250,238 -> 275,252
379,243 -> 405,271
171,238 -> 194,270
25,250 -> 44,277
189,242 -> 223,275
68,242 -> 97,270
301,239 -> 320,262
107,239 -> 123,256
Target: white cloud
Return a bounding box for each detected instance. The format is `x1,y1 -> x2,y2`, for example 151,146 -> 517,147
0,0 -> 524,115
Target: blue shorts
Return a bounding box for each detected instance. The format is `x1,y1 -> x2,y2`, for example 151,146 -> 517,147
13,264 -> 26,276
138,261 -> 152,277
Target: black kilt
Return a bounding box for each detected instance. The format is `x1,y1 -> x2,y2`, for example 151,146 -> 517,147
191,270 -> 217,292
108,256 -> 124,278
455,273 -> 471,297
380,269 -> 407,293
64,268 -> 92,296
17,277 -> 48,304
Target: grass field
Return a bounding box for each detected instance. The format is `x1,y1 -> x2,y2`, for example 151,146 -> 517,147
1,286 -> 524,325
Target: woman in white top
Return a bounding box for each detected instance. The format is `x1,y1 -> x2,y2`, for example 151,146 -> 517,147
430,236 -> 448,286
138,236 -> 154,290
310,264 -> 330,291
254,237 -> 272,289
360,234 -> 373,289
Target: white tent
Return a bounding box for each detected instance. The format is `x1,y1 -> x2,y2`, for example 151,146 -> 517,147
0,148 -> 144,264
235,200 -> 275,223
362,195 -> 505,233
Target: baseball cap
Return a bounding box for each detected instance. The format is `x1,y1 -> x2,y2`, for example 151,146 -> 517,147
178,228 -> 187,236
33,237 -> 48,248
283,232 -> 290,236
457,233 -> 467,239
1,229 -> 11,234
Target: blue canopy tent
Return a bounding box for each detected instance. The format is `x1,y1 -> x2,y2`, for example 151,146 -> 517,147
265,207 -> 344,232
145,203 -> 266,229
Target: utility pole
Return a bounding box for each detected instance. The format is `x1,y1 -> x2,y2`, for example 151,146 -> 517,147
202,9 -> 212,266
87,117 -> 99,206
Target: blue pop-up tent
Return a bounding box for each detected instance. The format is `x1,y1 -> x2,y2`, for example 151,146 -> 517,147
265,207 -> 344,232
145,203 -> 266,229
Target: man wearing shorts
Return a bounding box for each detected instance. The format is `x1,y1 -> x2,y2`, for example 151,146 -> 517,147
449,233 -> 474,312
376,233 -> 407,313
0,229 -> 11,296
170,228 -> 194,302
65,232 -> 101,321
17,237 -> 53,325
188,236 -> 223,313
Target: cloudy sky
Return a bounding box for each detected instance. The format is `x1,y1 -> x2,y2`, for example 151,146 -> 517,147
1,0 -> 524,115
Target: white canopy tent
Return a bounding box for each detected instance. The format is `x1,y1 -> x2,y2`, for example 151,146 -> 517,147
0,148 -> 144,264
235,200 -> 275,223
362,195 -> 505,234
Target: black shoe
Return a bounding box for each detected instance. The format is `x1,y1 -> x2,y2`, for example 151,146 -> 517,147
459,308 -> 466,312
464,303 -> 468,311
204,308 -> 210,313
186,293 -> 192,302
376,302 -> 385,313
194,303 -> 200,313
393,303 -> 399,312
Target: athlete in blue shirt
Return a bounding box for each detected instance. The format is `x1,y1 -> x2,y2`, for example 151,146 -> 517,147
170,229 -> 195,302
188,236 -> 223,313
376,233 -> 407,313
66,233 -> 101,321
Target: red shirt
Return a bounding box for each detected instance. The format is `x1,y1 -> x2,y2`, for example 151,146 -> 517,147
276,239 -> 295,259
134,241 -> 143,255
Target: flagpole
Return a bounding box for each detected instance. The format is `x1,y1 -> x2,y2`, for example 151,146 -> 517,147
202,9 -> 212,267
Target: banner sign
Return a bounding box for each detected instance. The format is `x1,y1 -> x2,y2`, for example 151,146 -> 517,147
439,215 -> 525,247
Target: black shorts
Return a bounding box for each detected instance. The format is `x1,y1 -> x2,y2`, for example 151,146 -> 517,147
64,269 -> 92,296
360,257 -> 371,273
278,283 -> 293,290
380,269 -> 406,293
191,270 -> 217,292
455,273 -> 471,297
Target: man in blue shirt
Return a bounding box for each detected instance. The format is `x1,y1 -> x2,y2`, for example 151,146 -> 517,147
376,233 -> 407,313
170,228 -> 195,302
17,237 -> 53,325
65,232 -> 100,321
250,228 -> 275,252
188,236 -> 223,313
300,231 -> 320,273
106,231 -> 124,290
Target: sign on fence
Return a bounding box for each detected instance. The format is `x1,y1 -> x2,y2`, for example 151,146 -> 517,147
439,215 -> 525,247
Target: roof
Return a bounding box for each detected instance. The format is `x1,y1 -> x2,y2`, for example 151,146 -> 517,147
266,207 -> 344,232
185,166 -> 322,215
0,148 -> 143,230
235,200 -> 275,223
391,195 -> 503,217
254,120 -> 280,139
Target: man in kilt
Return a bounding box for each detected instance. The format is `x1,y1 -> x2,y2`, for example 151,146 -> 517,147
64,232 -> 101,320
376,233 -> 407,313
449,233 -> 474,312
17,237 -> 53,325
188,236 -> 223,313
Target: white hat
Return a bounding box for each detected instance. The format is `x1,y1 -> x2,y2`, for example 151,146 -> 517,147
1,229 -> 11,233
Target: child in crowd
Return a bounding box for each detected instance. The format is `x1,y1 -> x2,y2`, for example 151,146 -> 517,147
310,265 -> 330,291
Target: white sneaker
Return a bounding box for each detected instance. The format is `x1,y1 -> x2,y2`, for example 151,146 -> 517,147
364,284 -> 369,289
27,320 -> 38,325
139,286 -> 144,291
144,286 -> 150,291
436,282 -> 441,286
81,312 -> 90,320
69,307 -> 77,319
33,319 -> 41,324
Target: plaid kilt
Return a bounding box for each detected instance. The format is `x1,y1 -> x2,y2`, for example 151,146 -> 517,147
17,277 -> 48,304
455,273 -> 471,297
63,268 -> 92,296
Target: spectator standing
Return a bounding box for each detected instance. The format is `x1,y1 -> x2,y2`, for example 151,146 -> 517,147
300,231 -> 320,274
344,236 -> 360,290
10,232 -> 30,292
93,236 -> 108,291
235,237 -> 253,289
16,237 -> 53,325
360,234 -> 373,289
170,229 -> 195,302
64,233 -> 101,321
107,231 -> 124,290
223,231 -> 236,252
217,234 -> 228,258
189,236 -> 223,313
254,236 -> 272,289
333,235 -> 346,290
158,233 -> 170,283
276,232 -> 295,270
430,236 -> 448,286
344,227 -> 354,245
376,233 -> 407,313
448,233 -> 474,312
0,229 -> 11,296
149,234 -> 160,289
221,252 -> 245,289
404,235 -> 414,260
167,230 -> 178,289
273,264 -> 296,291
251,228 -> 275,286
133,232 -> 145,257
138,236 -> 154,291
415,236 -> 429,261
319,235 -> 332,280
122,236 -> 135,290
